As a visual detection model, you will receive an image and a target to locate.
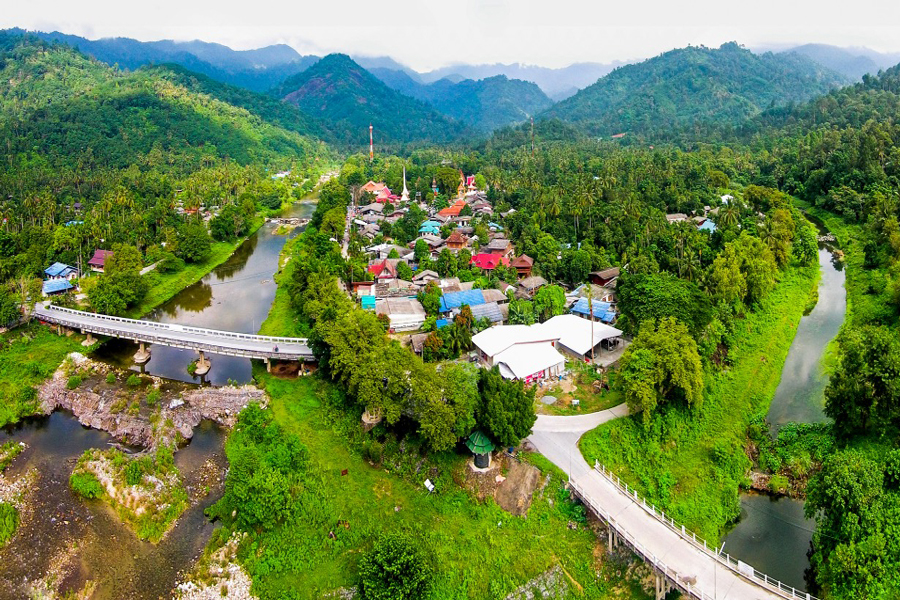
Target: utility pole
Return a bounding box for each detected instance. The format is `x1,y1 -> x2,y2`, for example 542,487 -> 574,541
369,124 -> 374,162
587,284 -> 595,364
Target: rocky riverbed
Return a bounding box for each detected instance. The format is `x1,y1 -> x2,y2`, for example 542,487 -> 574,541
38,353 -> 266,449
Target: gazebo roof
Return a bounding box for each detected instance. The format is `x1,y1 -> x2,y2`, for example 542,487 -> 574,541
465,430 -> 495,455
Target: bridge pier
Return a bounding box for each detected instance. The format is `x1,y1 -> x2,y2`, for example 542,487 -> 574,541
265,357 -> 271,373
194,351 -> 211,376
134,342 -> 151,364
81,330 -> 95,347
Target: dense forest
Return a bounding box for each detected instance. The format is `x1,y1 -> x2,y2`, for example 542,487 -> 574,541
2,24 -> 900,599
546,42 -> 847,136
0,33 -> 329,323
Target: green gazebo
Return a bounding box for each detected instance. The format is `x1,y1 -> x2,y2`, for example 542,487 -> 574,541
465,431 -> 495,469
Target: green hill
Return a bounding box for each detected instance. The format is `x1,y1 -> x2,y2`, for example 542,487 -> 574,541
275,54 -> 463,146
369,70 -> 553,132
0,32 -> 327,171
545,42 -> 847,136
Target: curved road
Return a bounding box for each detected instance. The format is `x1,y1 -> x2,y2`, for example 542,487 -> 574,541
528,407 -> 815,600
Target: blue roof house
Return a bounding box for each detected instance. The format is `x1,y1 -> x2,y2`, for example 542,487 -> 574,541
570,298 -> 617,323
44,262 -> 79,281
42,279 -> 74,296
439,289 -> 486,313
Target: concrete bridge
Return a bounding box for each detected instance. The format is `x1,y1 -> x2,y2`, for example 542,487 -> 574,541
33,304 -> 313,374
528,409 -> 819,600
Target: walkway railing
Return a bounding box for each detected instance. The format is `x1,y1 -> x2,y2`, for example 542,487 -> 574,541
33,304 -> 313,360
586,461 -> 818,600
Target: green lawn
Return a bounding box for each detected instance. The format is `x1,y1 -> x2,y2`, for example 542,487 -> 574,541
257,235 -> 310,338
242,373 -> 650,600
0,323 -> 85,427
579,263 -> 820,541
125,217 -> 264,319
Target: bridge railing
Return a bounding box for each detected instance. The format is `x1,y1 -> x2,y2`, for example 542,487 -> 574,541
569,480 -> 714,600
38,305 -> 307,345
590,462 -> 818,600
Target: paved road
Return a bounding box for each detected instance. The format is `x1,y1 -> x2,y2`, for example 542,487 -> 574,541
528,407 -> 811,600
33,304 -> 313,361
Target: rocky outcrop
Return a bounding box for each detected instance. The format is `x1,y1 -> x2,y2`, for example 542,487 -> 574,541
174,533 -> 258,600
39,353 -> 267,449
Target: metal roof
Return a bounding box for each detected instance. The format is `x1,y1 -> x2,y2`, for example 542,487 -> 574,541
44,262 -> 76,277
570,298 -> 616,323
467,301 -> 503,323
439,289 -> 485,312
42,280 -> 74,294
465,431 -> 495,455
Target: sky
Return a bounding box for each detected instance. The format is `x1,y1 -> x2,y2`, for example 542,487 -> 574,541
4,0 -> 900,71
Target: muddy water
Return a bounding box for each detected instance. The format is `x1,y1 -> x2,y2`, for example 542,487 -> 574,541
93,201 -> 315,386
0,413 -> 228,599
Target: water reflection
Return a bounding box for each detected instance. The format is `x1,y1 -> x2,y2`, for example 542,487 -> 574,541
723,494 -> 816,592
0,412 -> 228,599
93,201 -> 316,386
765,244 -> 846,430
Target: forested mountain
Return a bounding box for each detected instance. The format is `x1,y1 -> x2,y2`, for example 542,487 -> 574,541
782,44 -> 882,81
368,70 -> 553,131
416,61 -> 623,100
5,28 -> 319,92
546,42 -> 848,136
0,34 -> 326,171
275,53 -> 464,147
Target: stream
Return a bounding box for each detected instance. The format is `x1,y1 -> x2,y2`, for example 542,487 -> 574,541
0,202 -> 315,599
723,222 -> 845,593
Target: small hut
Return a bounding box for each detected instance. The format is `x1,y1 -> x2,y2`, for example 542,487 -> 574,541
465,431 -> 495,469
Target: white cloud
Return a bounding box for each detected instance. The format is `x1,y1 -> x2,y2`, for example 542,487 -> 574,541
2,0 -> 900,71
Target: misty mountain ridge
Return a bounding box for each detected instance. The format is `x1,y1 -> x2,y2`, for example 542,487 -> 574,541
546,42 -> 849,136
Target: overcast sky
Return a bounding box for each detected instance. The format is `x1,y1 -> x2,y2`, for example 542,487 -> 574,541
4,0 -> 900,71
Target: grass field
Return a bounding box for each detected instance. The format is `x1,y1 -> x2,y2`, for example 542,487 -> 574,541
257,235 -> 310,338
579,262 -> 820,541
0,323 -> 84,427
240,372 -> 650,600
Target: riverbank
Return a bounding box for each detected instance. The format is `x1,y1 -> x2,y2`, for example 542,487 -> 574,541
215,225 -> 656,599
39,352 -> 266,448
580,262 -> 820,541
257,234 -> 308,338
126,217 -> 265,319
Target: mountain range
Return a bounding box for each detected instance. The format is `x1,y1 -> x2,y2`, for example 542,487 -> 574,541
546,42 -> 849,136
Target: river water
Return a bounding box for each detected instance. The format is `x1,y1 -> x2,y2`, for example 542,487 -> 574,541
723,226 -> 846,593
0,202 -> 314,599
93,202 -> 315,385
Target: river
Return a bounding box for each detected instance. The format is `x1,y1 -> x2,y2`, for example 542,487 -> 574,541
723,223 -> 845,593
93,202 -> 316,385
0,201 -> 315,599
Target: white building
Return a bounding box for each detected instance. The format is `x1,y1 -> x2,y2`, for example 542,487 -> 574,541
472,325 -> 565,383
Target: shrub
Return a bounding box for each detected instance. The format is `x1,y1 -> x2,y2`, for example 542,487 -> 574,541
66,375 -> 82,390
0,502 -> 18,547
769,474 -> 790,495
146,389 -> 161,407
126,374 -> 142,388
70,472 -> 104,499
125,460 -> 144,486
105,372 -> 116,384
358,531 -> 433,600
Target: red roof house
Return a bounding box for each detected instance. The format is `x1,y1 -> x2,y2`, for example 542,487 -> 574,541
88,249 -> 114,273
471,253 -> 509,271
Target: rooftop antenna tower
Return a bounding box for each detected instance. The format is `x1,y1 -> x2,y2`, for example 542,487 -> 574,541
369,124 -> 374,161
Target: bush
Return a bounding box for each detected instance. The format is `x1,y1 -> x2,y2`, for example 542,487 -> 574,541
0,502 -> 18,547
70,472 -> 104,499
66,375 -> 82,390
125,460 -> 144,486
126,374 -> 142,388
146,389 -> 161,407
358,531 -> 433,600
105,372 -> 116,384
769,474 -> 790,495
